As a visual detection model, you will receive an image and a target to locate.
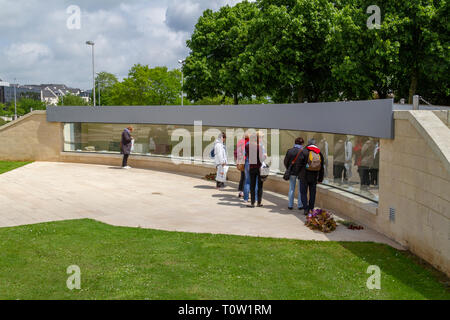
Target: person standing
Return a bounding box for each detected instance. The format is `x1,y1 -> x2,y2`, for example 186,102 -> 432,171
284,137 -> 304,210
246,132 -> 266,208
121,126 -> 134,169
360,138 -> 375,190
353,137 -> 363,186
214,132 -> 228,189
370,142 -> 380,186
344,136 -> 353,183
333,135 -> 346,184
298,139 -> 325,215
235,133 -> 249,198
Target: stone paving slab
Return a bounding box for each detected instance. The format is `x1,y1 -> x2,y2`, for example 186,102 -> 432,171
0,162 -> 403,249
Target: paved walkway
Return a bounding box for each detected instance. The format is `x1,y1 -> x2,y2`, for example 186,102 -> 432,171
0,162 -> 402,249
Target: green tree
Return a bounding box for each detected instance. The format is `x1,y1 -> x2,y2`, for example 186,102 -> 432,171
328,0 -> 401,100
95,72 -> 119,106
17,98 -> 46,114
241,0 -> 337,103
393,0 -> 449,104
184,1 -> 259,104
58,94 -> 89,106
330,0 -> 449,104
109,64 -> 181,105
193,95 -> 234,105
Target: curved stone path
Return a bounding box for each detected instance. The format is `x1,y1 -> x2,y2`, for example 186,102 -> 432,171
0,162 -> 403,249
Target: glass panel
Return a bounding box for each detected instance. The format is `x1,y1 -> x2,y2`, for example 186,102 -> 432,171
63,123 -> 379,202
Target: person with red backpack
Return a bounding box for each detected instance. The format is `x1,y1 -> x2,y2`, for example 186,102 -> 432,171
298,138 -> 325,215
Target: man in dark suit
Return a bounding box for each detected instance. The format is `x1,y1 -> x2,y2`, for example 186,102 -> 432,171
121,126 -> 134,169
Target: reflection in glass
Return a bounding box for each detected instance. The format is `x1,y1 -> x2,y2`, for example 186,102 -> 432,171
63,123 -> 379,202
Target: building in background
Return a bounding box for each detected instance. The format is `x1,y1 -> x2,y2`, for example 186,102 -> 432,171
0,81 -> 42,104
2,83 -> 92,106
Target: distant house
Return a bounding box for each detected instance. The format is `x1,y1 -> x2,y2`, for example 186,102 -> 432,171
0,80 -> 91,106
25,84 -> 92,105
42,87 -> 59,105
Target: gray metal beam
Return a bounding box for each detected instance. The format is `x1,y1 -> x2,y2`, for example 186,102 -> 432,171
47,99 -> 395,139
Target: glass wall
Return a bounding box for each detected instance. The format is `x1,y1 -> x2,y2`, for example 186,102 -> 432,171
63,123 -> 380,202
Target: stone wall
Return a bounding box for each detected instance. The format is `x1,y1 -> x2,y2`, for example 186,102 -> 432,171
0,111 -> 62,162
378,111 -> 450,276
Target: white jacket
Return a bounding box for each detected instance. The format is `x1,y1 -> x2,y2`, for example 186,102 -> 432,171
214,138 -> 227,166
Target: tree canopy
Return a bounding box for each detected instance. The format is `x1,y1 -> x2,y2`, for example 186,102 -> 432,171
108,65 -> 182,106
95,72 -> 119,106
183,0 -> 449,105
58,93 -> 89,106
184,1 -> 260,105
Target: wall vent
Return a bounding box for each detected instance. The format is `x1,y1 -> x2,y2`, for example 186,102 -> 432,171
389,207 -> 396,222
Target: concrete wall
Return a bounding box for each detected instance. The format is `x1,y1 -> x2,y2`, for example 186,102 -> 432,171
0,111 -> 62,161
378,111 -> 450,276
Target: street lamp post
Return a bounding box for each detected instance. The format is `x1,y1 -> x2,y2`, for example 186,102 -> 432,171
86,41 -> 96,107
13,78 -> 17,120
96,72 -> 101,106
178,59 -> 185,106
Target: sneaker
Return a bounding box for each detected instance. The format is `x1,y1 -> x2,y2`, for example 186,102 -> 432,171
257,203 -> 263,207
247,203 -> 255,208
123,166 -> 131,169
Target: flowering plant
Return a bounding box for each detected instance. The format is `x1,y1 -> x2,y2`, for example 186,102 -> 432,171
305,208 -> 337,233
205,172 -> 216,181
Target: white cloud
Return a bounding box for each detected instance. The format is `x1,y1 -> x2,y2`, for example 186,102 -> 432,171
0,0 -> 246,89
5,43 -> 53,66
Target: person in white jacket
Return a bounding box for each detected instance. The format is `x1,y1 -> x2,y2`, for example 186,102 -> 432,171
214,132 -> 228,189
344,137 -> 353,182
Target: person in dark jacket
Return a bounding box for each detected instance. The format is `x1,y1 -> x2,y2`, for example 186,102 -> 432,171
284,137 -> 304,210
121,126 -> 134,169
298,139 -> 325,215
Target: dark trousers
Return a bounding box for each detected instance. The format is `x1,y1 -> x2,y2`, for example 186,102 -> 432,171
122,154 -> 129,167
216,181 -> 225,188
300,180 -> 317,212
369,168 -> 378,185
359,166 -> 370,186
249,167 -> 263,204
238,171 -> 245,192
333,163 -> 345,181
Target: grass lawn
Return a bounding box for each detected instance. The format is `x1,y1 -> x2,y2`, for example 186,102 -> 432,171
0,161 -> 32,175
0,219 -> 448,300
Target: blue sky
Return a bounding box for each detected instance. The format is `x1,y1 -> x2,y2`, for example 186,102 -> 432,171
0,0 -> 242,89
